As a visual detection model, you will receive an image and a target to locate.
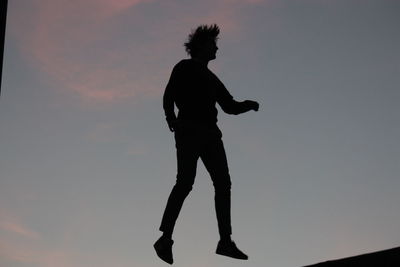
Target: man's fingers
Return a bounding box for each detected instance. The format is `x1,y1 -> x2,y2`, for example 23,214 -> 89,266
252,101 -> 259,111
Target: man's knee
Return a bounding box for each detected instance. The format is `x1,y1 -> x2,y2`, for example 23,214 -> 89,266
213,174 -> 231,192
174,173 -> 195,193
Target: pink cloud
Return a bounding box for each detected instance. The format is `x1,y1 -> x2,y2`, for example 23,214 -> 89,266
8,0 -> 266,104
0,212 -> 68,266
0,220 -> 41,239
9,0 -> 156,103
0,209 -> 78,267
0,210 -> 41,240
0,241 -> 73,267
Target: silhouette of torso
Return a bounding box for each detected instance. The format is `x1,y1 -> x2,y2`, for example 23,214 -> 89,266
164,59 -> 247,125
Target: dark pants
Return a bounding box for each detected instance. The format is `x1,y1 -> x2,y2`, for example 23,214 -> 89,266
159,122 -> 232,238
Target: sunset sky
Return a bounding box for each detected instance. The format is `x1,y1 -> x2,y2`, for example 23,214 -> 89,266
1,0 -> 399,266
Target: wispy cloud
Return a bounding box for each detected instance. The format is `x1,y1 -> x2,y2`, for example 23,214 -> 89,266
0,212 -> 66,266
0,220 -> 41,239
0,211 -> 41,240
9,0 -> 266,104
0,241 -> 73,267
9,0 -> 156,103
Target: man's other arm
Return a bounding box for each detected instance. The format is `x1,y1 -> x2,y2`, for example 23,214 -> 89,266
217,84 -> 259,115
163,65 -> 180,132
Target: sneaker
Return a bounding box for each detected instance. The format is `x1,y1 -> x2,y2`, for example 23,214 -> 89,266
216,240 -> 248,260
153,236 -> 174,264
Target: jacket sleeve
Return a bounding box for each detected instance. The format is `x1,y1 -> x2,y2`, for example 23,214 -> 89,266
216,81 -> 254,115
163,64 -> 180,122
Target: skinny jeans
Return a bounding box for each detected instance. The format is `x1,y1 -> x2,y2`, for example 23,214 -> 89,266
159,122 -> 232,237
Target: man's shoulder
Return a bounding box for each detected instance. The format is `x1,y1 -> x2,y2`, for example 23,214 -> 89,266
172,59 -> 197,74
174,59 -> 193,68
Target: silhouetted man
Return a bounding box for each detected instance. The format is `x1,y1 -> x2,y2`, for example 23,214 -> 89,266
154,24 -> 259,264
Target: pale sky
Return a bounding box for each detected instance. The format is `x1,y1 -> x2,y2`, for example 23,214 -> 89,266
1,1 -> 399,266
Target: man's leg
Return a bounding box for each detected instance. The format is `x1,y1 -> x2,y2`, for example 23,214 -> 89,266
155,137 -> 199,264
200,138 -> 248,260
159,141 -> 199,237
200,138 -> 232,240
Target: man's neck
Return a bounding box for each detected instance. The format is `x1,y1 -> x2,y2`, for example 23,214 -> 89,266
191,57 -> 209,67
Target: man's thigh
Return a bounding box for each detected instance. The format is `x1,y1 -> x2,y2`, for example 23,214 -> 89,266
175,134 -> 200,185
200,139 -> 231,185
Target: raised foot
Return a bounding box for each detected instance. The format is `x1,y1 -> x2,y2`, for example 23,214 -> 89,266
154,236 -> 174,265
216,240 -> 248,260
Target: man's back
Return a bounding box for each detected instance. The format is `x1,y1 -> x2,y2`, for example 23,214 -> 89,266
163,59 -> 228,124
163,58 -> 258,127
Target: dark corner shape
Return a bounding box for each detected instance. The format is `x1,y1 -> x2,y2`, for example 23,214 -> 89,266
0,0 -> 8,95
304,246 -> 400,267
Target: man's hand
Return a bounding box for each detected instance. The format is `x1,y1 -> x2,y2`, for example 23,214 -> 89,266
166,118 -> 177,132
244,100 -> 259,112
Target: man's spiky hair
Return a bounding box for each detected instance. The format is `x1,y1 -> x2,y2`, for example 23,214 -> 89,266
184,24 -> 220,56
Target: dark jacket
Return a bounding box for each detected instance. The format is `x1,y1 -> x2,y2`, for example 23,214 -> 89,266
163,59 -> 253,125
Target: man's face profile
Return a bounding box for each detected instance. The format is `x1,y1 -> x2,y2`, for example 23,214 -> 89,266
198,40 -> 218,61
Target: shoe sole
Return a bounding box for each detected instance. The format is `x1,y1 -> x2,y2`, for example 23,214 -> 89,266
154,243 -> 173,265
216,250 -> 248,260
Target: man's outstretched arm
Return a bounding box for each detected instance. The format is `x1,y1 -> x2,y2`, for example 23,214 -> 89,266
217,85 -> 259,115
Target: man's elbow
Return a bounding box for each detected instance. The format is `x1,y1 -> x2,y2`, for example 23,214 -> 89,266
223,107 -> 240,115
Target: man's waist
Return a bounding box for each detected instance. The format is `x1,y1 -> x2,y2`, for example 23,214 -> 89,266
177,112 -> 217,124
176,118 -> 217,127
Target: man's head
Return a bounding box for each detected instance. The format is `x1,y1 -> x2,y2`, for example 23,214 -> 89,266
184,24 -> 220,61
